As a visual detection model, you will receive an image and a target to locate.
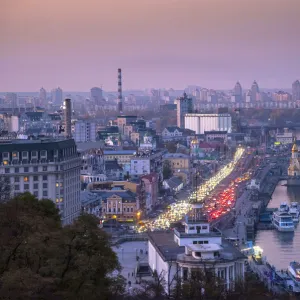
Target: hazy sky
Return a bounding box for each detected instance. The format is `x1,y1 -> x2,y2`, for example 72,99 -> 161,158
1,0 -> 300,92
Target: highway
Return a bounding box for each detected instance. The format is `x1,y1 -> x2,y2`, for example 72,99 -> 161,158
137,147 -> 251,232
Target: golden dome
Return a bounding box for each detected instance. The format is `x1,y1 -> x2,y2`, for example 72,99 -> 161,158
292,143 -> 298,152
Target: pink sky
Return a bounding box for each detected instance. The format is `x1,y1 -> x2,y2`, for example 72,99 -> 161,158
1,0 -> 300,92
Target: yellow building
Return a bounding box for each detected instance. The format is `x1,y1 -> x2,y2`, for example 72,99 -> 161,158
288,143 -> 300,176
100,190 -> 139,221
163,153 -> 191,172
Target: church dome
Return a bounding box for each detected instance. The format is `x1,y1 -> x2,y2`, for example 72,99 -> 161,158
292,143 -> 298,152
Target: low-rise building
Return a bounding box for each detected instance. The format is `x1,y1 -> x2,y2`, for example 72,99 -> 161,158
162,126 -> 194,142
140,173 -> 159,212
96,190 -> 139,221
148,204 -> 246,293
103,150 -> 136,167
163,176 -> 183,193
80,190 -> 102,216
130,149 -> 166,179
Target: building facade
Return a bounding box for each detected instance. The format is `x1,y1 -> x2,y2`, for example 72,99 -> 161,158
74,120 -> 96,142
185,113 -> 232,134
0,138 -> 81,225
292,80 -> 300,101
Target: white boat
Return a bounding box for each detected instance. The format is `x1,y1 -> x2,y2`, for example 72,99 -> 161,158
279,202 -> 289,212
289,202 -> 300,223
272,211 -> 295,232
290,202 -> 300,211
288,261 -> 300,284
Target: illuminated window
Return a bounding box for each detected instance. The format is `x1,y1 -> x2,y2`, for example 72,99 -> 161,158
24,176 -> 29,182
60,198 -> 63,202
3,161 -> 8,165
56,183 -> 59,187
56,198 -> 59,203
12,152 -> 18,158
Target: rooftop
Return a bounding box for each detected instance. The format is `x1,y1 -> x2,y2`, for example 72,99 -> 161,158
148,231 -> 185,261
104,150 -> 136,155
188,243 -> 222,252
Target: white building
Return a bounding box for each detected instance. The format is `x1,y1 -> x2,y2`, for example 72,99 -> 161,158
130,150 -> 166,178
184,113 -> 232,134
0,138 -> 81,225
148,204 -> 246,293
74,120 -> 96,142
275,130 -> 294,145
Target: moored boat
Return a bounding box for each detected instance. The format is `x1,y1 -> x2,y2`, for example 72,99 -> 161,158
288,261 -> 300,284
289,202 -> 300,223
272,211 -> 294,232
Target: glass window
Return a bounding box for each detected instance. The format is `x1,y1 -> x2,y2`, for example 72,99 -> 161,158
24,184 -> 29,190
33,166 -> 38,172
24,167 -> 29,173
41,150 -> 47,157
15,167 -> 19,173
3,152 -> 9,158
15,177 -> 20,182
43,191 -> 47,197
15,185 -> 20,190
43,183 -> 47,188
34,191 -> 38,196
33,183 -> 38,189
33,176 -> 38,181
5,168 -> 10,174
22,151 -> 28,158
43,166 -> 47,171
42,175 -> 47,181
31,151 -> 38,157
12,152 -> 18,158
24,176 -> 29,182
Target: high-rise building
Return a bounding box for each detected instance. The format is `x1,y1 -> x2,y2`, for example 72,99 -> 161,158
0,138 -> 81,225
292,80 -> 300,101
64,98 -> 72,138
74,120 -> 96,142
39,87 -> 47,106
184,113 -> 232,134
51,87 -> 63,106
233,81 -> 242,102
117,68 -> 123,113
175,93 -> 193,128
5,93 -> 18,109
251,80 -> 260,101
200,88 -> 208,102
90,87 -> 103,106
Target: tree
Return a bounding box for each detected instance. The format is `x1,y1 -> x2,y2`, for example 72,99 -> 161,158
163,160 -> 173,180
0,193 -> 124,300
165,142 -> 177,153
0,176 -> 11,202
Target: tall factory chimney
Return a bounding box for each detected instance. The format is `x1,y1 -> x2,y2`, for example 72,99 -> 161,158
64,98 -> 72,138
117,68 -> 123,113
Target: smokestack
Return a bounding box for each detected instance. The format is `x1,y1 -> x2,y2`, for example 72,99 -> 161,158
64,98 -> 72,138
118,68 -> 123,113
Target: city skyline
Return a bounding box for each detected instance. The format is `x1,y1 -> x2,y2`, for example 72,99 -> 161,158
1,0 -> 300,92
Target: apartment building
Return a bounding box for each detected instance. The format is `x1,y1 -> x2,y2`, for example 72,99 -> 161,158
0,138 -> 81,225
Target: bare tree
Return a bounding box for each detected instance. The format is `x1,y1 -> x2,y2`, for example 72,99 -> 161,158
0,176 -> 11,203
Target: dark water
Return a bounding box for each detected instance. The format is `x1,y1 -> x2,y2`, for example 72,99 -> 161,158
255,181 -> 300,270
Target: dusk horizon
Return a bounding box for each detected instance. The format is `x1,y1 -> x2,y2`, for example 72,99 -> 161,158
1,0 -> 300,92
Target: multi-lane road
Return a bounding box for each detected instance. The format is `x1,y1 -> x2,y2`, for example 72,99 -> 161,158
137,147 -> 253,233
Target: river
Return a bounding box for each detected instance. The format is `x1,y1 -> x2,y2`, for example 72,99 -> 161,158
255,180 -> 300,270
